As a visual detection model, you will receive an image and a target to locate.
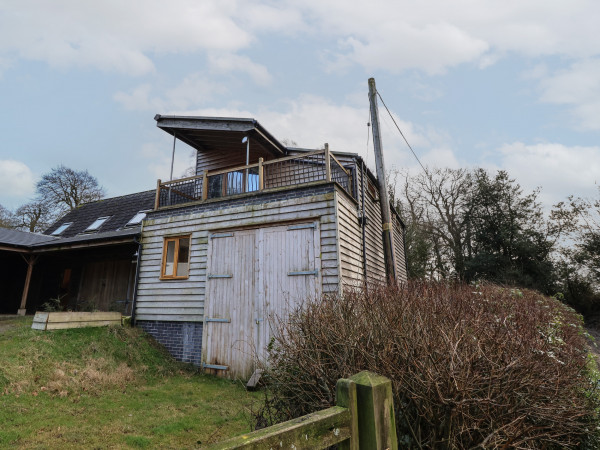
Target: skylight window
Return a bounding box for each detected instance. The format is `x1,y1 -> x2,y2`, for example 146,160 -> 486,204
85,216 -> 110,232
126,211 -> 148,226
51,222 -> 72,236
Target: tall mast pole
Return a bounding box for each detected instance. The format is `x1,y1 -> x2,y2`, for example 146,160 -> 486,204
368,78 -> 396,282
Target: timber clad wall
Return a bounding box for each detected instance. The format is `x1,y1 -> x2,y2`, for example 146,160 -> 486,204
195,147 -> 275,175
336,191 -> 364,287
136,184 -> 339,322
393,218 -> 408,281
137,321 -> 203,365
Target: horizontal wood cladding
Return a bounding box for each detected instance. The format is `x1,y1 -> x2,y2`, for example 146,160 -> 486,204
336,192 -> 364,288
136,191 -> 338,322
393,218 -> 408,282
196,147 -> 275,176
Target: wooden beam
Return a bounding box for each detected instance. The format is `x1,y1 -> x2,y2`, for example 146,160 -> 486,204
154,179 -> 161,210
206,407 -> 350,449
18,255 -> 37,315
258,157 -> 264,191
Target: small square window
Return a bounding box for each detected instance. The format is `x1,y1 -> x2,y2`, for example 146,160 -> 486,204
161,236 -> 191,279
86,216 -> 111,231
51,222 -> 72,235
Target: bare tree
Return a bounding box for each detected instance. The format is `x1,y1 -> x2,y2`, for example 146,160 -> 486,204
14,201 -> 55,233
0,204 -> 16,229
36,165 -> 105,214
397,168 -> 473,279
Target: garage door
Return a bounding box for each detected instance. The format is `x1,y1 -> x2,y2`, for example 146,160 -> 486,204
203,223 -> 320,378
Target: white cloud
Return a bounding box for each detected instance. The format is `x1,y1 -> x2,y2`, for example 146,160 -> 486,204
3,0 -> 600,79
0,0 -> 252,75
0,160 -> 35,205
497,142 -> 600,207
208,53 -> 272,86
295,0 -> 600,74
538,59 -> 600,130
140,141 -> 196,181
114,75 -> 228,111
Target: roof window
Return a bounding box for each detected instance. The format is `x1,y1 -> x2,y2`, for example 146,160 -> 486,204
126,211 -> 149,226
85,216 -> 111,232
51,222 -> 73,236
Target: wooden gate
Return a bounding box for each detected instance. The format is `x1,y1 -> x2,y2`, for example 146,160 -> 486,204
203,223 -> 321,378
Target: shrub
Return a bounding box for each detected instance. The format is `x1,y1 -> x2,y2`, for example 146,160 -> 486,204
259,281 -> 600,448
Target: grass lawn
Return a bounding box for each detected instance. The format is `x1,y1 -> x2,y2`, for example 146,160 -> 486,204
0,316 -> 260,449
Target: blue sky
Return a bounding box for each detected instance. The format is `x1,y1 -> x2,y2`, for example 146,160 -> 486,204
1,0 -> 599,211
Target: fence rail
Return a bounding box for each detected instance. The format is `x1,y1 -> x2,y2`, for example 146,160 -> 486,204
155,148 -> 353,209
206,371 -> 397,450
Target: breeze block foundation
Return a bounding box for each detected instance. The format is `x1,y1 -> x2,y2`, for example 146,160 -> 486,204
137,321 -> 203,366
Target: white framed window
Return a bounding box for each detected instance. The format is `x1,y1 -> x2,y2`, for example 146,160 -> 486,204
126,210 -> 149,226
51,222 -> 73,235
85,216 -> 111,231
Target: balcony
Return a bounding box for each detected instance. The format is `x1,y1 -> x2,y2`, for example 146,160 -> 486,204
154,148 -> 353,210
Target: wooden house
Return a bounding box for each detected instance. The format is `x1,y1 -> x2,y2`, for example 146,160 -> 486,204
0,191 -> 155,315
134,115 -> 407,379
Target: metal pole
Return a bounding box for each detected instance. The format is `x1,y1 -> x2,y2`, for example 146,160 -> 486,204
170,132 -> 177,181
168,132 -> 176,205
368,78 -> 396,282
245,137 -> 250,192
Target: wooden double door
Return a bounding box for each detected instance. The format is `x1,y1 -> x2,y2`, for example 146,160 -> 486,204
202,223 -> 321,378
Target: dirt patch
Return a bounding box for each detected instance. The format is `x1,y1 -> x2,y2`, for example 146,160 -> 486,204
0,316 -> 20,334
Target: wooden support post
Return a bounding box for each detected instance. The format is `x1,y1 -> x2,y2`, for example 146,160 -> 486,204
18,255 -> 37,316
154,179 -> 161,210
336,378 -> 359,450
202,170 -> 209,200
350,371 -> 398,450
258,157 -> 264,191
368,78 -> 397,282
325,143 -> 331,182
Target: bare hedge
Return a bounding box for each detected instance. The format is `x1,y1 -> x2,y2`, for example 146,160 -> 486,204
259,282 -> 600,449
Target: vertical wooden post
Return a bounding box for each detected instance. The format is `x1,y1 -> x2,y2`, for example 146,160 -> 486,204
325,143 -> 331,182
350,371 -> 398,450
368,77 -> 397,282
336,378 -> 359,450
202,170 -> 209,200
154,179 -> 161,210
258,157 -> 264,191
18,255 -> 37,316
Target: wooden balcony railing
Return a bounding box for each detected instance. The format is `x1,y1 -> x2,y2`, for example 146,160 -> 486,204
154,147 -> 353,209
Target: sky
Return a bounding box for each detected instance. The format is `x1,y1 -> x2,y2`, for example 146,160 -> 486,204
1,0 -> 600,212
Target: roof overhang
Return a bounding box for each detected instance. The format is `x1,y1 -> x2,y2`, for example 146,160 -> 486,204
154,115 -> 287,157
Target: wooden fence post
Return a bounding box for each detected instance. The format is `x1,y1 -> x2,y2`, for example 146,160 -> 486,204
336,378 -> 359,450
202,170 -> 209,200
258,157 -> 264,191
154,179 -> 161,210
350,371 -> 398,450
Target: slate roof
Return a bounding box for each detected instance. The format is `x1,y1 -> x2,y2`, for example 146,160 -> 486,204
0,228 -> 57,249
43,190 -> 156,240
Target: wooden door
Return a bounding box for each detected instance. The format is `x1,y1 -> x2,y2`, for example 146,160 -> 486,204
256,223 -> 320,364
203,223 -> 320,379
203,230 -> 256,377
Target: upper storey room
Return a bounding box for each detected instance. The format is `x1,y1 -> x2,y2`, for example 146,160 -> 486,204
153,115 -> 355,209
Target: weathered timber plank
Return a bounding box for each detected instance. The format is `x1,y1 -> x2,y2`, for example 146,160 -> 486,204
46,312 -> 121,323
45,320 -> 120,330
206,406 -> 350,450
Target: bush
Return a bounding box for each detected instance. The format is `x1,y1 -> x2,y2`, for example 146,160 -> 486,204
259,281 -> 600,448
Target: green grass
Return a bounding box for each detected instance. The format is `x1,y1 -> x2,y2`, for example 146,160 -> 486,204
0,316 -> 260,448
